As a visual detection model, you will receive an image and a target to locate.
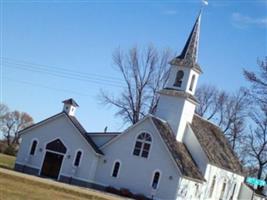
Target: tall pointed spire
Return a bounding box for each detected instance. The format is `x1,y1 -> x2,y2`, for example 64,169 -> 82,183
171,11 -> 202,72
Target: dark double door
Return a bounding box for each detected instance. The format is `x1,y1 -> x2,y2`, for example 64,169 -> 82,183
41,151 -> 63,179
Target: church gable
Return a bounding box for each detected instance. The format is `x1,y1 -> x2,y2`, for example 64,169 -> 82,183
99,115 -> 204,181
95,116 -> 182,199
19,112 -> 102,155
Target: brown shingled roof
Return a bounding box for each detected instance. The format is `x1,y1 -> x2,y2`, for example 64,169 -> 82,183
191,114 -> 243,175
151,116 -> 204,182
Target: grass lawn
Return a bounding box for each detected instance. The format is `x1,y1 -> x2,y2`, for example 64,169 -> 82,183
0,169 -> 121,200
0,153 -> 122,200
0,170 -> 114,200
0,153 -> 15,170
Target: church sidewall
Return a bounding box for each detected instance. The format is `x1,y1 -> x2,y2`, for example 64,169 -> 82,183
95,117 -> 180,200
15,114 -> 99,184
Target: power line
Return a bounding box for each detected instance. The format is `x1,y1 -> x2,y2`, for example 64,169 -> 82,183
4,63 -> 124,88
2,57 -> 124,83
2,57 -> 128,87
3,76 -> 92,97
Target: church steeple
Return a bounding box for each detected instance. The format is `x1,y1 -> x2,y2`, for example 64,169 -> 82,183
170,11 -> 202,73
155,11 -> 204,142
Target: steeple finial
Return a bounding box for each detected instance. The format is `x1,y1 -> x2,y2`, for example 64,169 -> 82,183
171,10 -> 202,70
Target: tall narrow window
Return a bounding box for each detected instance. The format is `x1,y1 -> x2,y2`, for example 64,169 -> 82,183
30,140 -> 37,155
195,184 -> 199,197
189,75 -> 196,91
112,161 -> 120,178
152,171 -> 160,189
174,70 -> 184,87
229,183 -> 236,200
209,176 -> 216,198
220,181 -> 227,200
133,133 -> 152,158
74,151 -> 82,167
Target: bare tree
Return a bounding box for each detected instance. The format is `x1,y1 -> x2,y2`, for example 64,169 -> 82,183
243,57 -> 267,181
244,57 -> 267,105
0,104 -> 9,120
196,85 -> 249,150
101,46 -> 172,124
242,107 -> 267,180
1,111 -> 34,146
0,104 -> 9,140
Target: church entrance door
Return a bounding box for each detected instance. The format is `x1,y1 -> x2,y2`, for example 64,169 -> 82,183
40,139 -> 67,179
41,151 -> 63,179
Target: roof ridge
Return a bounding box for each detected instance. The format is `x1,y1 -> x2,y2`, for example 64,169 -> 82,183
193,113 -> 222,130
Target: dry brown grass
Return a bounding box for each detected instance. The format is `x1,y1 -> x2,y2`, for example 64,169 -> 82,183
0,170 -> 120,200
0,153 -> 15,169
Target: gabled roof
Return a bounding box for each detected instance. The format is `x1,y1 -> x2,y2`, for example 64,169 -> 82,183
66,114 -> 103,155
151,116 -> 204,182
19,112 -> 103,155
190,114 -> 243,175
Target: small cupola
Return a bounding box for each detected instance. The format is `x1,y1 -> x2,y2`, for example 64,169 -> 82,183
62,98 -> 79,116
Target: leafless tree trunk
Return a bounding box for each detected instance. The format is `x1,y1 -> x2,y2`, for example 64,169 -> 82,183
101,46 -> 172,124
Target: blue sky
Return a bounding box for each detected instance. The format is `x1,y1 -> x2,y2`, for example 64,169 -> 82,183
1,0 -> 267,132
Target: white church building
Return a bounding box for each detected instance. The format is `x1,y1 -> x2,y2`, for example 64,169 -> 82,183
14,12 -> 264,200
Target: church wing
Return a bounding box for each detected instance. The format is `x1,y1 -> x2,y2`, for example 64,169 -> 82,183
190,114 -> 243,175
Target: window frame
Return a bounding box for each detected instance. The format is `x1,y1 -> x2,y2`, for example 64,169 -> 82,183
132,132 -> 152,159
151,170 -> 161,190
229,183 -> 236,200
174,70 -> 184,87
73,149 -> 83,167
29,139 -> 38,156
111,160 -> 121,178
209,176 -> 216,198
189,74 -> 196,92
219,180 -> 227,200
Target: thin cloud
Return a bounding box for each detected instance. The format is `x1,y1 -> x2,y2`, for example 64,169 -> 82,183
232,12 -> 267,28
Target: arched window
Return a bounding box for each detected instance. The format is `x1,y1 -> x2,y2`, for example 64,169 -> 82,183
74,151 -> 82,167
152,171 -> 160,189
220,180 -> 227,200
174,70 -> 184,87
189,75 -> 196,91
30,140 -> 38,155
209,176 -> 216,198
112,161 -> 121,178
133,132 -> 152,158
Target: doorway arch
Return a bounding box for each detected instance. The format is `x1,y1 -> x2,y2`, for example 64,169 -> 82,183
40,139 -> 67,179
